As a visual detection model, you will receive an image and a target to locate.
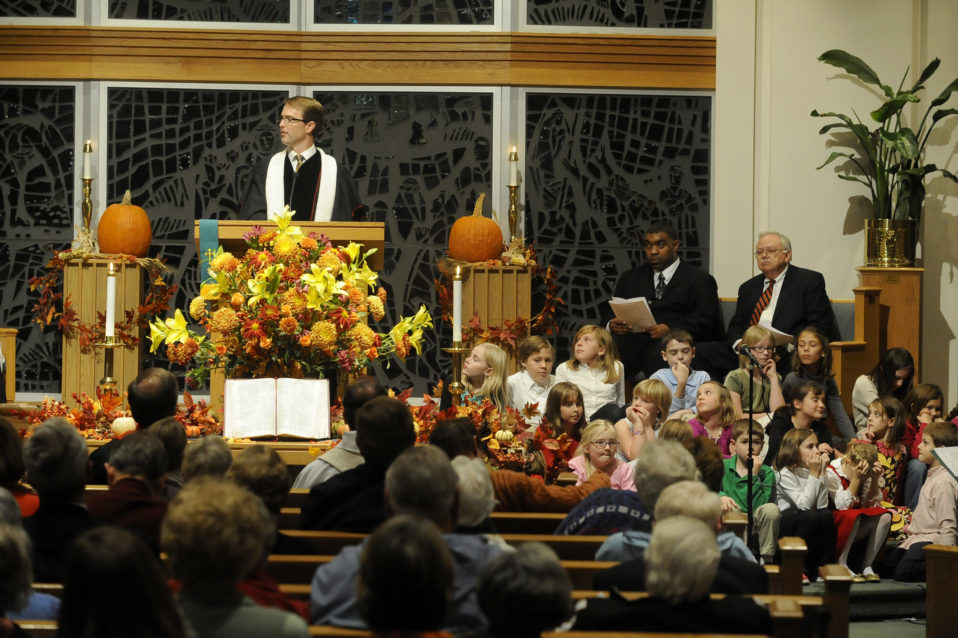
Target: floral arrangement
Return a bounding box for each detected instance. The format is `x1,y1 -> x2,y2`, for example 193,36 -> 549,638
397,384 -> 575,482
13,387 -> 222,439
148,208 -> 433,387
29,252 -> 176,351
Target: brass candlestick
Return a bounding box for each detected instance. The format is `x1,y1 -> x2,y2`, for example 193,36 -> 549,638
507,184 -> 519,242
442,342 -> 470,407
97,336 -> 121,393
81,177 -> 93,231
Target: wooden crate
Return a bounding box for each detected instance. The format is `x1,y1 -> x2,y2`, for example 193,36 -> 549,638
61,259 -> 143,403
0,327 -> 16,401
462,265 -> 533,373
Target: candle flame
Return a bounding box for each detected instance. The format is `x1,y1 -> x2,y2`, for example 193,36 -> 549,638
455,265 -> 461,277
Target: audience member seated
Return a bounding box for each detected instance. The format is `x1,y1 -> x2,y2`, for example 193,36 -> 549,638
86,431 -> 169,551
90,368 -> 179,484
573,516 -> 773,634
555,439 -> 699,535
181,435 -> 232,481
147,416 -> 187,501
0,488 -> 60,622
292,377 -> 386,489
301,396 -> 416,532
311,445 -> 507,634
451,456 -> 498,534
227,445 -> 317,555
682,435 -> 725,492
0,417 -> 38,517
429,417 -> 611,513
851,347 -> 914,430
357,515 -> 455,638
0,522 -> 34,638
477,542 -> 574,638
22,418 -> 98,583
58,527 -> 188,638
163,478 -> 310,638
878,420 -> 958,582
595,481 -> 767,595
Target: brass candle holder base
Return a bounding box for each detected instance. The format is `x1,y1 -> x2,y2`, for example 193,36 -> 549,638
442,342 -> 470,407
96,336 -> 122,393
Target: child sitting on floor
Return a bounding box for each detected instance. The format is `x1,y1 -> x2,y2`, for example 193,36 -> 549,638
614,379 -> 671,461
569,420 -> 635,491
879,420 -> 958,582
555,325 -> 625,422
825,441 -> 891,582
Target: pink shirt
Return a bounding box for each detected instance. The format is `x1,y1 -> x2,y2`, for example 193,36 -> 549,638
569,455 -> 636,491
901,465 -> 958,549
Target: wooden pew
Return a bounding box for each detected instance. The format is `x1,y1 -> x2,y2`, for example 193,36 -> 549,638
925,544 -> 958,638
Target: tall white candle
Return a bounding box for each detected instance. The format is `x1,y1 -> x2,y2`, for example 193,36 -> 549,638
105,262 -> 116,338
452,266 -> 462,343
509,146 -> 518,186
83,140 -> 92,179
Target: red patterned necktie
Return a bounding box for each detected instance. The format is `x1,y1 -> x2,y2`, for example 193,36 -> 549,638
750,278 -> 775,326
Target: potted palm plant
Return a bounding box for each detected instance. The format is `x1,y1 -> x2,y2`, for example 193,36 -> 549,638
812,49 -> 958,266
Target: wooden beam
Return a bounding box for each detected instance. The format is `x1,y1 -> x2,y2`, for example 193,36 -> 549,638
0,27 -> 715,89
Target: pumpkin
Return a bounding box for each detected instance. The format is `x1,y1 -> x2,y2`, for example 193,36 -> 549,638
98,189 -> 152,257
184,425 -> 202,438
448,193 -> 503,262
111,417 -> 137,437
495,429 -> 515,444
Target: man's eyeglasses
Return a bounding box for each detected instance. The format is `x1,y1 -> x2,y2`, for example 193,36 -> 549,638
279,115 -> 305,124
591,439 -> 618,449
755,249 -> 785,257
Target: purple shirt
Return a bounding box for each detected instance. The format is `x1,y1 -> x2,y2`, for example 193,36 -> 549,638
689,418 -> 732,457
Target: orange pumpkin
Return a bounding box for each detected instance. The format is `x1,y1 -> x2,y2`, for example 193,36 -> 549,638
448,193 -> 503,262
184,425 -> 201,438
98,189 -> 152,257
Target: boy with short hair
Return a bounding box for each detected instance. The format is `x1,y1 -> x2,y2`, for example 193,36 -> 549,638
719,419 -> 781,564
650,328 -> 711,416
880,420 -> 958,582
507,336 -> 556,430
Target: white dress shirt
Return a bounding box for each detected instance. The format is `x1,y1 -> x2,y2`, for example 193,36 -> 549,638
507,370 -> 556,430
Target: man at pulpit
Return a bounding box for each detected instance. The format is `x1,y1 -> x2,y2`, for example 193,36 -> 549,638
239,96 -> 362,222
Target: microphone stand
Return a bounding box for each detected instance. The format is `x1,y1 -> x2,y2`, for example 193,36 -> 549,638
744,351 -> 758,560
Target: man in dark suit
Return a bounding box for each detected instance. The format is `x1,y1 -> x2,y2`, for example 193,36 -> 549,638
240,96 -> 361,222
725,231 -> 839,347
696,231 -> 840,380
609,220 -> 724,381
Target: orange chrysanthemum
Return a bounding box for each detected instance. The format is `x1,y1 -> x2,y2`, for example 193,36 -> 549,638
210,307 -> 240,333
367,295 -> 385,321
242,320 -> 267,342
300,236 -> 318,251
189,296 -> 207,321
318,250 -> 342,275
347,323 -> 376,351
210,253 -> 239,273
310,321 -> 338,352
279,317 -> 299,334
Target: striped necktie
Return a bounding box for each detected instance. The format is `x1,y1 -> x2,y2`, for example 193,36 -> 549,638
750,278 -> 775,326
294,154 -> 303,173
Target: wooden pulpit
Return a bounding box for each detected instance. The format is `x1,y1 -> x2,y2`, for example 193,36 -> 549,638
194,220 -> 386,415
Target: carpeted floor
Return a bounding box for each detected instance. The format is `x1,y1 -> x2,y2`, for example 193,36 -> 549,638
850,618 -> 925,638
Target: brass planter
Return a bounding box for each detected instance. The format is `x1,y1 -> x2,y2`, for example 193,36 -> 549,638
864,219 -> 915,267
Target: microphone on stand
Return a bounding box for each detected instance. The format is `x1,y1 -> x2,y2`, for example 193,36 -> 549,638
737,344 -> 763,368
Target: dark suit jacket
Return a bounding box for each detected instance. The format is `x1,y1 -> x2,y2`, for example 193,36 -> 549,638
593,548 -> 769,595
300,463 -> 387,533
725,264 -> 839,346
572,594 -> 773,635
239,150 -> 359,221
612,261 -> 724,342
23,501 -> 99,583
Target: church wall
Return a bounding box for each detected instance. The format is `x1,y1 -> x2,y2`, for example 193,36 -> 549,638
713,0 -> 958,405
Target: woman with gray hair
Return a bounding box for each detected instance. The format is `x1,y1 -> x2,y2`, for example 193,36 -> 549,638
0,522 -> 33,637
572,516 -> 771,633
451,456 -> 497,533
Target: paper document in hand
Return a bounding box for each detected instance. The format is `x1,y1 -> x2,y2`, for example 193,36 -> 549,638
933,447 -> 958,483
609,297 -> 657,332
758,324 -> 793,346
224,377 -> 330,439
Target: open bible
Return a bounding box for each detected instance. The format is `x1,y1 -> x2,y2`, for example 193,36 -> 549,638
224,378 -> 330,439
